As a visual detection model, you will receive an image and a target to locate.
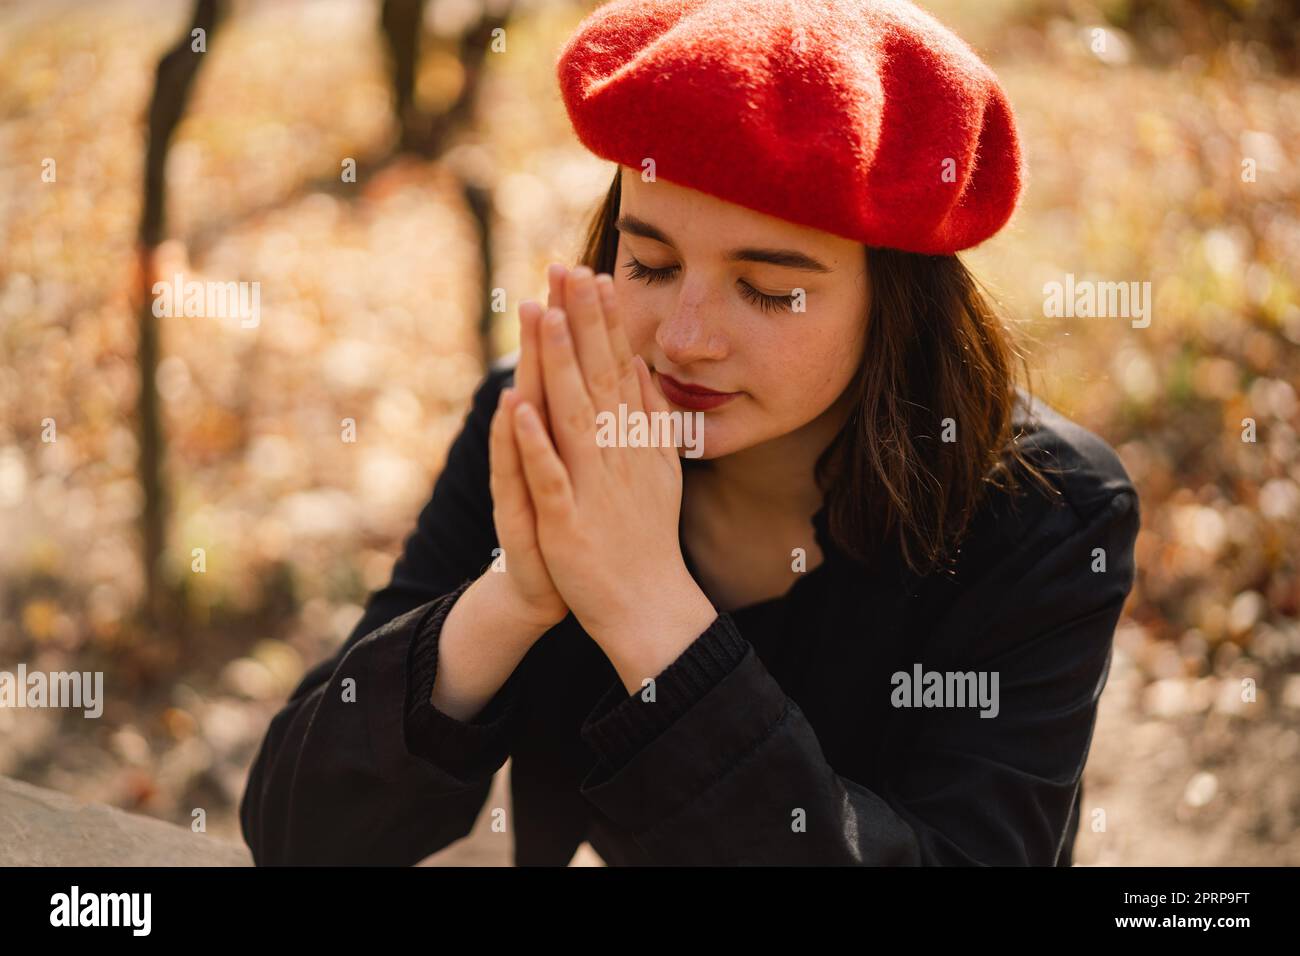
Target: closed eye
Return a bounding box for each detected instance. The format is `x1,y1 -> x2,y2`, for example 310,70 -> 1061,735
624,256 -> 796,313
622,256 -> 678,285
737,280 -> 795,313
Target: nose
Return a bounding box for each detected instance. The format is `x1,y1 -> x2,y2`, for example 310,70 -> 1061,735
654,276 -> 729,367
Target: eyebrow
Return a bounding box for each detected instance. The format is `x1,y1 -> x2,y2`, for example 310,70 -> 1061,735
615,214 -> 832,273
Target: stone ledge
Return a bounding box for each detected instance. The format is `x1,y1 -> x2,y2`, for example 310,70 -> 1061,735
0,775 -> 251,866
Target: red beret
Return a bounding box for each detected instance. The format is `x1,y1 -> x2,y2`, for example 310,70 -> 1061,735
556,0 -> 1024,255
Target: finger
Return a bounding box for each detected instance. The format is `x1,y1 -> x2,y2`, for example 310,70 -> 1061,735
636,355 -> 685,463
637,355 -> 672,418
563,266 -> 622,413
513,399 -> 575,518
489,388 -> 537,533
539,307 -> 601,477
547,263 -> 567,313
595,272 -> 640,408
516,300 -> 549,426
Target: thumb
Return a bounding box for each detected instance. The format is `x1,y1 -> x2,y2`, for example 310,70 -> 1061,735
635,355 -> 671,417
634,356 -> 691,464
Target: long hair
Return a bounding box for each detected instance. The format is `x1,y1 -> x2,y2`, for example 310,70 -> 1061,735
576,167 -> 1059,578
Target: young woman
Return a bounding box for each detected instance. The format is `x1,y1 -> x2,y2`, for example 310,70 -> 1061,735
241,0 -> 1140,866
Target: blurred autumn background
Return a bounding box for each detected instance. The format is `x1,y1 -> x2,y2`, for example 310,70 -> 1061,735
1,0 -> 1297,866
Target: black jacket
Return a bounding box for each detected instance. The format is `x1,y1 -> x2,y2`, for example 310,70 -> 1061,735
239,364 -> 1140,866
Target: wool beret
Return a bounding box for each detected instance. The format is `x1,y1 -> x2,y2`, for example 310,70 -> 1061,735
556,0 -> 1024,255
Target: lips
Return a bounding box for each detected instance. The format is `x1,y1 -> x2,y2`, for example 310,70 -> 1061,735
656,371 -> 740,411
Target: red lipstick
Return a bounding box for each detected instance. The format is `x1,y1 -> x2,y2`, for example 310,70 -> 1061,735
656,372 -> 740,411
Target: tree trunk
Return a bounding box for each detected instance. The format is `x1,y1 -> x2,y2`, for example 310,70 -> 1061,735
136,0 -> 225,633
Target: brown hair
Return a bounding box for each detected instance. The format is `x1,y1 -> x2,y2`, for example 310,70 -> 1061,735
576,167 -> 1059,578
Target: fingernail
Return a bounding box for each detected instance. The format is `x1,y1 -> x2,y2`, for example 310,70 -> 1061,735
514,402 -> 536,428
546,310 -> 567,338
572,265 -> 593,280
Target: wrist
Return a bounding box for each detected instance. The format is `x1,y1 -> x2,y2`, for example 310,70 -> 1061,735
594,568 -> 718,692
474,570 -> 564,645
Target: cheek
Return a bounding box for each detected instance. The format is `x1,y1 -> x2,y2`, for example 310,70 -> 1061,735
750,321 -> 857,410
609,242 -> 652,352
612,277 -> 660,354
622,304 -> 658,356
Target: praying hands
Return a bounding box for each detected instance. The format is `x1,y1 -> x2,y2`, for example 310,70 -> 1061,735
489,265 -> 717,693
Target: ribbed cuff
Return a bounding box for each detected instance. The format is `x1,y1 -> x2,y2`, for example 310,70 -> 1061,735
580,612 -> 750,771
403,578 -> 530,782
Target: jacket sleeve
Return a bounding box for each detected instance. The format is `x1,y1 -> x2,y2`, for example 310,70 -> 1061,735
239,366 -> 533,865
576,489 -> 1140,865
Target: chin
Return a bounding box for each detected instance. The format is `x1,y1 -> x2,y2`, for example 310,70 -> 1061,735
679,443 -> 725,462
682,420 -> 750,460
661,397 -> 777,460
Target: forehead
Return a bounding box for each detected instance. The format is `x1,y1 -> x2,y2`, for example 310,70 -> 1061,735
617,165 -> 857,263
